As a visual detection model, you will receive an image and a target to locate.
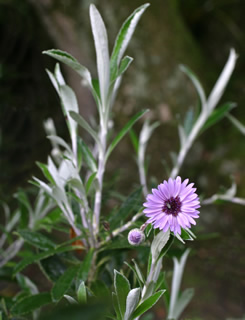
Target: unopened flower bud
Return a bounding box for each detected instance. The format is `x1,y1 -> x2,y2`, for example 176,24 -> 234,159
128,228 -> 145,246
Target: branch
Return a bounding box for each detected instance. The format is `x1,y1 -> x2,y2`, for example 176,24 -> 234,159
202,195 -> 245,206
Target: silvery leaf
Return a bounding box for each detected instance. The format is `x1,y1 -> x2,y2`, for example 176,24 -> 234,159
90,4 -> 110,109
124,288 -> 141,320
151,230 -> 170,263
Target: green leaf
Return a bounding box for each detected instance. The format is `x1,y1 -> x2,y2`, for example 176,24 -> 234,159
14,190 -> 32,213
129,129 -> 139,154
39,255 -> 66,282
132,290 -> 165,319
16,274 -> 38,295
180,65 -> 206,108
77,249 -> 94,283
110,3 -> 150,80
109,188 -> 142,230
13,245 -> 81,275
132,259 -> 145,283
118,56 -> 133,77
114,270 -> 131,318
17,229 -> 56,251
38,302 -> 109,320
105,109 -> 149,162
70,111 -> 101,148
36,207 -> 63,229
85,172 -> 97,194
201,102 -> 236,133
102,239 -> 135,251
79,139 -> 97,172
112,292 -> 122,320
181,228 -> 195,241
52,265 -> 79,301
11,292 -> 52,315
43,49 -> 93,88
91,280 -> 110,299
36,162 -> 56,185
124,262 -> 144,289
91,79 -> 100,100
77,281 -> 87,304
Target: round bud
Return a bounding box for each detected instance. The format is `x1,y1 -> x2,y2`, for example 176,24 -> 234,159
128,228 -> 145,246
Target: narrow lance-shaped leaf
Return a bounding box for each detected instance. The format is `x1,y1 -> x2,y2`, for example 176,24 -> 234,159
46,68 -> 59,93
77,249 -> 94,283
131,290 -> 165,319
178,125 -> 187,149
151,230 -> 170,263
200,102 -> 236,134
129,129 -> 139,154
47,135 -> 72,154
16,274 -> 39,295
64,295 -> 78,305
180,64 -> 206,110
112,292 -> 122,320
86,172 -> 97,194
36,162 -> 56,185
70,111 -> 101,149
172,288 -> 194,320
90,4 -> 110,109
79,139 -> 97,172
17,229 -> 56,251
124,262 -> 143,289
227,114 -> 245,135
59,85 -> 79,155
168,249 -> 190,320
77,281 -> 87,304
54,63 -> 65,85
114,270 -> 131,318
124,288 -> 141,320
183,108 -> 195,136
118,56 -> 133,78
43,50 -> 93,88
132,259 -> 145,283
14,190 -> 32,213
11,293 -> 52,316
110,3 -> 150,80
52,265 -> 79,301
207,48 -> 237,112
105,109 -> 149,162
109,188 -> 142,230
13,245 -> 81,275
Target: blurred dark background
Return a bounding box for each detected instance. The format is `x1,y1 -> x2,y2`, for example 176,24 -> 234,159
0,0 -> 244,319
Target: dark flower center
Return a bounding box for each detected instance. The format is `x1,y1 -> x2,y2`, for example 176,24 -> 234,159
162,196 -> 182,217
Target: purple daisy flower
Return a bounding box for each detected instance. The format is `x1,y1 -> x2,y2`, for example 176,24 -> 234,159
143,176 -> 200,235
